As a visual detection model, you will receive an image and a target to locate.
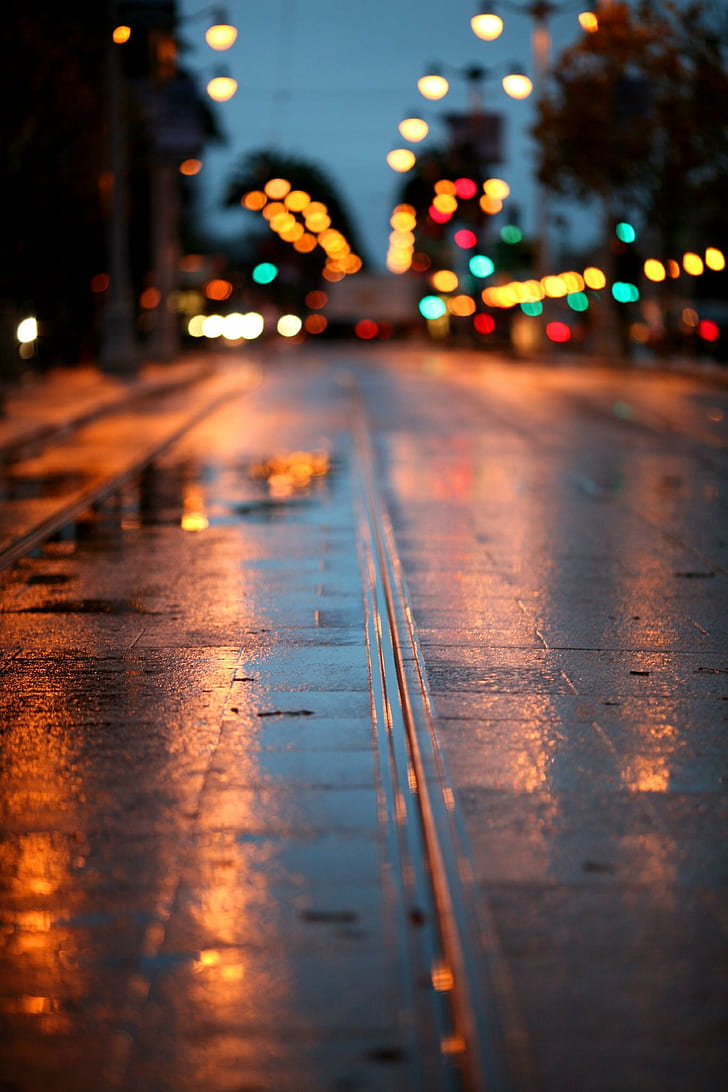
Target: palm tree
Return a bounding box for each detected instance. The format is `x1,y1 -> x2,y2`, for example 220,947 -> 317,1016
223,148 -> 368,311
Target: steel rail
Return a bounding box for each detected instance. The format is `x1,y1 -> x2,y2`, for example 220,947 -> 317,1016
349,378 -> 533,1092
0,379 -> 244,573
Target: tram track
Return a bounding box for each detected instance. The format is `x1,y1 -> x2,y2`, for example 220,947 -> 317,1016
0,369 -> 250,573
349,380 -> 532,1092
0,361 -> 533,1089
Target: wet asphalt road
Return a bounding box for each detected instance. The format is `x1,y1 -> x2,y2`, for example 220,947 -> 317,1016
0,346 -> 726,1091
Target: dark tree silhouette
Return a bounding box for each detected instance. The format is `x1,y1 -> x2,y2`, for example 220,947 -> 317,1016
0,5 -> 108,370
533,0 -> 728,257
224,148 -> 368,266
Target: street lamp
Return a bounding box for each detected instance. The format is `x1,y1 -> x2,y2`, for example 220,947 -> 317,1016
469,3 -> 562,285
471,7 -> 504,40
101,1 -> 141,375
418,62 -> 533,104
203,9 -> 237,49
417,69 -> 450,101
398,117 -> 430,142
105,2 -> 239,366
206,70 -> 237,100
501,69 -> 534,99
179,4 -> 237,48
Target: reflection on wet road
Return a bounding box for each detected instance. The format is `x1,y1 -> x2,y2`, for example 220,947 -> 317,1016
0,349 -> 726,1091
369,350 -> 727,1091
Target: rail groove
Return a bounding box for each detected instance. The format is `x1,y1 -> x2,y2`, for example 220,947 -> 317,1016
350,380 -> 531,1092
0,379 -> 242,573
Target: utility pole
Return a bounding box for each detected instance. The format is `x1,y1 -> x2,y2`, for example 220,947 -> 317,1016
101,2 -> 138,376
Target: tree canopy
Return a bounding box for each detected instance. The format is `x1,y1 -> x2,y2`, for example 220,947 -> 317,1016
533,0 -> 728,254
224,148 -> 367,266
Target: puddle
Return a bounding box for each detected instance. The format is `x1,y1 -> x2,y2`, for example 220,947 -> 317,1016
11,598 -> 158,615
25,573 -> 72,586
0,469 -> 90,500
10,448 -> 341,563
229,496 -> 315,520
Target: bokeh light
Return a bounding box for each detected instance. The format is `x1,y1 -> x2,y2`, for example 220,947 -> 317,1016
469,255 -> 495,278
615,221 -> 636,243
252,262 -> 278,285
644,258 -> 666,281
502,72 -> 533,99
187,314 -> 206,338
480,195 -> 503,215
355,319 -> 379,340
206,75 -> 237,101
612,282 -> 640,302
265,178 -> 291,199
399,117 -> 429,142
205,278 -> 233,300
222,312 -> 246,340
698,319 -> 719,342
387,148 -> 416,172
546,321 -> 571,343
431,270 -> 458,293
239,312 -> 265,339
205,23 -> 237,50
454,177 -> 477,199
277,314 -> 303,337
429,205 -> 453,224
500,225 -> 523,244
202,314 -> 225,338
433,193 -> 458,214
484,178 -> 510,199
242,190 -> 267,211
304,313 -> 328,335
683,252 -> 704,275
454,229 -> 478,249
285,189 -> 310,211
448,294 -> 476,317
584,266 -> 606,289
706,247 -> 725,271
16,317 -> 37,343
418,74 -> 449,100
419,295 -> 447,320
473,312 -> 496,334
471,13 -> 503,41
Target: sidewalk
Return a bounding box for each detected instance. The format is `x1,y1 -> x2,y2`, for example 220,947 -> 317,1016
0,354 -> 216,457
2,346 -> 725,460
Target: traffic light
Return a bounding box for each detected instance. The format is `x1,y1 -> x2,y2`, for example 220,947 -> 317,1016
252,262 -> 278,285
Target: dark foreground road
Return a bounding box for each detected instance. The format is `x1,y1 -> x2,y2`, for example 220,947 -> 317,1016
0,346 -> 726,1091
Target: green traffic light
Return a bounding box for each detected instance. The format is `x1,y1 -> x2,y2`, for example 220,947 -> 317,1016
469,255 -> 495,278
567,292 -> 589,312
252,262 -> 278,285
500,225 -> 523,245
611,281 -> 639,303
419,295 -> 447,320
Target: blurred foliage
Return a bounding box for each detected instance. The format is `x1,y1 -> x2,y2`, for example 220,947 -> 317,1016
534,0 -> 728,256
